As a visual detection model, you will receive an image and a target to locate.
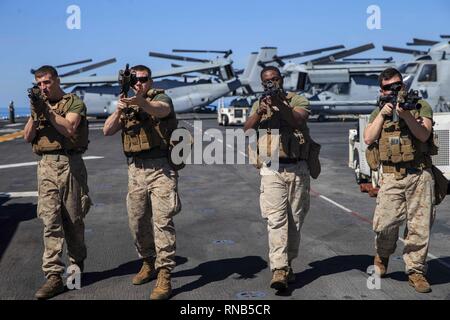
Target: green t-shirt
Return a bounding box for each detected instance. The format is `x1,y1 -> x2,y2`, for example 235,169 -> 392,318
250,93 -> 310,115
66,94 -> 86,117
368,99 -> 432,123
119,92 -> 175,123
154,93 -> 173,107
153,93 -> 175,117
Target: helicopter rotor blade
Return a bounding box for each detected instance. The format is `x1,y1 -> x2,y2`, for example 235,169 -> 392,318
149,51 -> 210,63
56,59 -> 93,68
59,58 -> 117,77
406,38 -> 439,46
173,49 -> 233,58
274,45 -> 345,61
306,43 -> 375,65
171,63 -> 220,77
382,46 -> 427,55
342,57 -> 393,63
31,58 -> 95,75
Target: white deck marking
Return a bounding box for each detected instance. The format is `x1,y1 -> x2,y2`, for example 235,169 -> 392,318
183,119 -> 450,272
0,156 -> 104,170
0,191 -> 38,198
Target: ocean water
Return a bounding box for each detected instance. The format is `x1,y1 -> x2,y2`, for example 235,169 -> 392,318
0,107 -> 30,120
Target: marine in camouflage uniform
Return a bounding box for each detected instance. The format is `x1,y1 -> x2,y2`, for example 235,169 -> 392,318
23,66 -> 91,300
244,66 -> 314,291
103,65 -> 180,300
364,68 -> 437,293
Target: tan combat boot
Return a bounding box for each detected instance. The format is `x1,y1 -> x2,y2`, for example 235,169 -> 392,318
374,255 -> 389,277
408,273 -> 431,293
270,269 -> 288,291
132,258 -> 156,285
150,268 -> 172,300
35,274 -> 65,300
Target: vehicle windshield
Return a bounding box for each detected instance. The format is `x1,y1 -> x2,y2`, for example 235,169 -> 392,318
229,98 -> 251,108
417,64 -> 437,82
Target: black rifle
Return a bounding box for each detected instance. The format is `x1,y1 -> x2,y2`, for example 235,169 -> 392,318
27,85 -> 46,120
118,64 -> 137,98
27,85 -> 42,103
118,64 -> 141,120
261,80 -> 283,99
379,85 -> 421,122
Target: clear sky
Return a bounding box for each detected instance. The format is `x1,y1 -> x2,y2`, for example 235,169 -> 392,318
0,0 -> 448,112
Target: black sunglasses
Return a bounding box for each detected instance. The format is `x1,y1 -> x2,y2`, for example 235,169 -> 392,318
381,81 -> 402,91
263,77 -> 281,83
135,76 -> 149,83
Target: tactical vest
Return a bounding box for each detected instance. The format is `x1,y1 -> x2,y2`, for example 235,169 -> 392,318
121,89 -> 177,158
378,108 -> 438,178
32,94 -> 89,155
253,92 -> 310,167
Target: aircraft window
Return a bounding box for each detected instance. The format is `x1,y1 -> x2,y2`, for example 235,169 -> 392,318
353,75 -> 378,86
418,64 -> 437,82
398,63 -> 419,75
330,83 -> 350,95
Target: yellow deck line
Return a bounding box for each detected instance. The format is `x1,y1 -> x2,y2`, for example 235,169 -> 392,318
0,130 -> 24,142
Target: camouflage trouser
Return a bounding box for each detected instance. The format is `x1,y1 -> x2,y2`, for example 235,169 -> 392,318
259,161 -> 310,271
127,157 -> 181,271
373,169 -> 435,274
37,153 -> 91,278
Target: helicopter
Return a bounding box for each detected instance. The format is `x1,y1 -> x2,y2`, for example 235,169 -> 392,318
283,35 -> 450,119
52,50 -> 241,116
224,43 -> 388,120
382,35 -> 450,112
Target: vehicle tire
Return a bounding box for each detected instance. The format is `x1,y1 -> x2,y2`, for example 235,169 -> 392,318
317,114 -> 327,122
